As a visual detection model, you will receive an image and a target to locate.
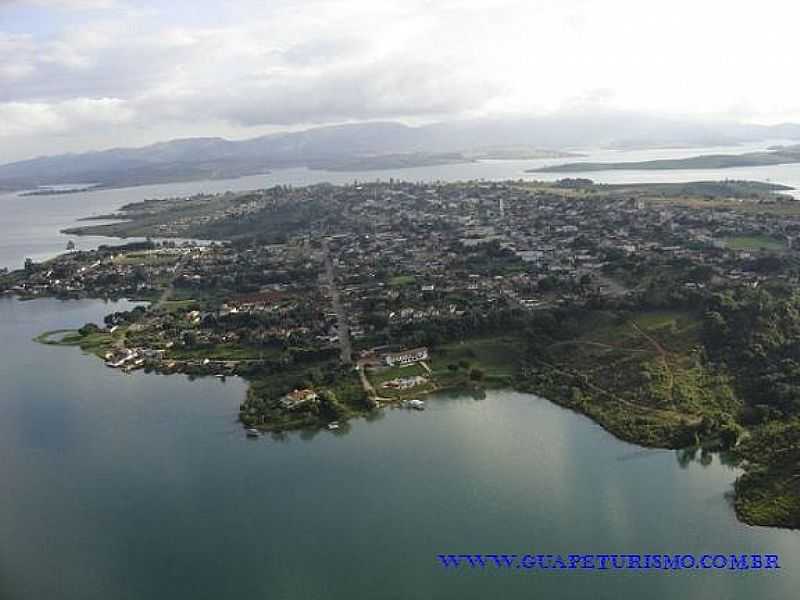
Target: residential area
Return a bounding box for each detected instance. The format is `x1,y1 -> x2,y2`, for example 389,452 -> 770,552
5,179 -> 800,432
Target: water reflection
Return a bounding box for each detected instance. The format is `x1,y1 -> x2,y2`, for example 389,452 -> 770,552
299,427 -> 320,442
616,448 -> 671,462
2,298 -> 800,600
676,446 -> 740,469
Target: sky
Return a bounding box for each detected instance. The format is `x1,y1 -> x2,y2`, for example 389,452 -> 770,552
1,0 -> 800,163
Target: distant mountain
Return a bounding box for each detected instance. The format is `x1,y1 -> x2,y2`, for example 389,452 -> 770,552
2,113 -> 800,192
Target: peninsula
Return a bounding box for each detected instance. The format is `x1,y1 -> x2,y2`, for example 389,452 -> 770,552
531,146 -> 800,173
5,178 -> 800,529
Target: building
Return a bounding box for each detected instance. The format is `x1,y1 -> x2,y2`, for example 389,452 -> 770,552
280,388 -> 319,410
384,347 -> 429,367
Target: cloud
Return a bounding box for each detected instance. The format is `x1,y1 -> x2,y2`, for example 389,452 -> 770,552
145,53 -> 503,127
0,97 -> 134,136
0,3 -> 507,127
2,0 -> 800,162
0,0 -> 115,8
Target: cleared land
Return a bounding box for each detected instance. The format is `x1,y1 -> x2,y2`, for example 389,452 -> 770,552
521,310 -> 739,447
722,235 -> 786,251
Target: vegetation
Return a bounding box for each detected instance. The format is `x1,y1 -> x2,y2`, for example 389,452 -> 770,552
428,335 -> 521,388
35,327 -> 118,359
733,419 -> 800,527
532,149 -> 800,173
510,285 -> 800,527
516,309 -> 740,447
388,275 -> 416,287
696,286 -> 800,526
240,362 -> 370,431
24,176 -> 800,529
722,235 -> 786,251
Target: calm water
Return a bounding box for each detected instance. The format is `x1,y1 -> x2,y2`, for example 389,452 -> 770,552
2,144 -> 800,598
1,297 -> 799,599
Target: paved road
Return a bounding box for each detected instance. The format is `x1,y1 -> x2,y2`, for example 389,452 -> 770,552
323,241 -> 352,365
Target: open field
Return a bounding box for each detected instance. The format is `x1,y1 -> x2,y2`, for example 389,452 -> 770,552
722,235 -> 786,251
35,329 -> 118,359
429,335 -> 523,381
521,309 -> 738,447
388,275 -> 416,287
112,250 -> 183,266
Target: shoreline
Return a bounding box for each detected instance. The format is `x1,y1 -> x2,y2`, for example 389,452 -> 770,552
30,313 -> 793,530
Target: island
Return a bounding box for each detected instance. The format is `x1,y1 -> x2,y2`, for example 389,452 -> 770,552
530,146 -> 800,172
4,177 -> 800,529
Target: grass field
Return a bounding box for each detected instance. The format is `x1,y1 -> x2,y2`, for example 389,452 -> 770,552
362,335 -> 525,400
160,299 -> 198,313
521,309 -> 738,447
112,251 -> 183,266
35,329 -> 118,358
722,235 -> 786,251
167,343 -> 279,361
388,275 -> 417,287
429,335 -> 523,380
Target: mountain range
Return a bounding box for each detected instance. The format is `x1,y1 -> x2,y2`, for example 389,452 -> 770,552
3,112 -> 800,192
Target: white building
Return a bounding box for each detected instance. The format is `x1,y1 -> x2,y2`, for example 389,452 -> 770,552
384,347 -> 429,367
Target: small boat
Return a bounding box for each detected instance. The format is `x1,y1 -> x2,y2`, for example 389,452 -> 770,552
327,421 -> 340,430
245,428 -> 261,438
403,399 -> 426,410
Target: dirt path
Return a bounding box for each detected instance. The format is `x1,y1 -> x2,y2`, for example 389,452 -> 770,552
533,356 -> 699,426
549,340 -> 650,353
630,320 -> 675,398
152,252 -> 189,310
357,367 -> 391,403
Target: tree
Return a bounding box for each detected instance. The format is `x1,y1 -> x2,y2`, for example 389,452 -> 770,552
469,367 -> 485,381
319,390 -> 345,421
79,323 -> 100,336
182,331 -> 198,348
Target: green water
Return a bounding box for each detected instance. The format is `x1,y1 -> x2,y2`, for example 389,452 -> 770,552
0,296 -> 798,599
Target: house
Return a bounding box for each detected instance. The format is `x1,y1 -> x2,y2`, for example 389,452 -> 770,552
280,388 -> 319,410
384,347 -> 429,367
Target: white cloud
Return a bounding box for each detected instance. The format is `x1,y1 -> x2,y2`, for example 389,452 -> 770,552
0,97 -> 134,136
2,0 -> 800,161
0,0 -> 115,8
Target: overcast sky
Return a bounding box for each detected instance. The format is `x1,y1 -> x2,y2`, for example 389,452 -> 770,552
1,0 -> 799,163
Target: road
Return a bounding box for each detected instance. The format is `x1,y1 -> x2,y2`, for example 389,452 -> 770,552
153,251 -> 191,310
323,241 -> 352,365
111,251 -> 189,352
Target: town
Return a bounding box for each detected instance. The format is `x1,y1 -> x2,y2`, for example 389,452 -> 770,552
7,177 -> 800,526
5,179 -> 800,427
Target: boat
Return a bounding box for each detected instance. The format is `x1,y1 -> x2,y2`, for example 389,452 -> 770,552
403,399 -> 426,410
245,428 -> 261,438
327,421 -> 340,430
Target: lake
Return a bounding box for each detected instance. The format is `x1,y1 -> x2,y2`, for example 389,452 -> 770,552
1,296 -> 799,599
2,143 -> 800,599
